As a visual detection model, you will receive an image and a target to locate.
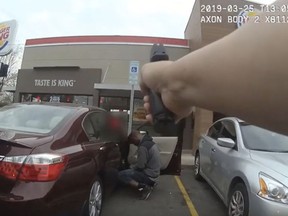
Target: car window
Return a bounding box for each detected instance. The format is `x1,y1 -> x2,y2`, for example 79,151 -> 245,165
207,121 -> 222,140
219,120 -> 237,143
240,123 -> 288,152
0,104 -> 74,134
82,111 -> 108,141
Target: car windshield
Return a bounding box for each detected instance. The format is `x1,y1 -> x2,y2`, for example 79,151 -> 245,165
240,123 -> 288,152
0,104 -> 75,134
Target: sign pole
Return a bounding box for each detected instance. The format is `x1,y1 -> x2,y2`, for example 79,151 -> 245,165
128,84 -> 135,135
128,60 -> 139,135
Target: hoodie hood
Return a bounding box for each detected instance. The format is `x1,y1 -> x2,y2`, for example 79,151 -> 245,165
141,134 -> 153,143
139,134 -> 155,150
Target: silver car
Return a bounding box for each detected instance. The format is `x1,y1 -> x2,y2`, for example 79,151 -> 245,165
194,117 -> 288,216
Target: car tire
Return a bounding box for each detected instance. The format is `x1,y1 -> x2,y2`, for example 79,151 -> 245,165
194,153 -> 202,180
228,183 -> 249,216
83,176 -> 103,216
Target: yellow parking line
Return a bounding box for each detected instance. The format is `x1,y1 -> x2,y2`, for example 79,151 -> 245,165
174,176 -> 199,216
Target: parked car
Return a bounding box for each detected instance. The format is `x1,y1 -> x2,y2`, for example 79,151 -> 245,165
194,117 -> 288,216
0,103 -> 182,216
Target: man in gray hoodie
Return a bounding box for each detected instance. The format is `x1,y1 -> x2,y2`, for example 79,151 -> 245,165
118,130 -> 161,200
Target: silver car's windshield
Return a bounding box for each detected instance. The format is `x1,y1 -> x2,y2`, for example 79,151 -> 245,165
240,123 -> 288,152
0,104 -> 74,134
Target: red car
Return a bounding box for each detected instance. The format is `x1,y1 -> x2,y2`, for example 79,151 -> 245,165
0,103 -> 182,216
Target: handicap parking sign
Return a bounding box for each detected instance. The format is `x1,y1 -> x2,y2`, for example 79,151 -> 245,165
129,61 -> 139,74
129,61 -> 140,84
131,66 -> 138,73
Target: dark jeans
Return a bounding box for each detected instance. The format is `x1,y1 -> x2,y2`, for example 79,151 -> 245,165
118,169 -> 156,187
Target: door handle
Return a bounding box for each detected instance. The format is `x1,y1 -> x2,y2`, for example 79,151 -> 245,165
100,142 -> 118,151
211,148 -> 216,153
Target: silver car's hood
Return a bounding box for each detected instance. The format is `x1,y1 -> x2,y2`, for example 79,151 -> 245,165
250,150 -> 288,178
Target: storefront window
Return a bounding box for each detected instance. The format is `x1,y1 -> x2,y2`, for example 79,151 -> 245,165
99,96 -> 130,132
132,98 -> 161,136
99,97 -> 129,111
133,99 -> 146,122
98,96 -> 161,136
20,94 -> 93,105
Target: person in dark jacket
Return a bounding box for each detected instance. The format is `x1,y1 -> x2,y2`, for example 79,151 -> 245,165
118,130 -> 161,200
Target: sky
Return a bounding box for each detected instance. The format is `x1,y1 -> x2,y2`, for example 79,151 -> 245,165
1,0 -> 277,46
1,0 -> 196,46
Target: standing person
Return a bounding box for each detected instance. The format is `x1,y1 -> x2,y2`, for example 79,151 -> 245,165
118,130 -> 161,200
139,0 -> 288,136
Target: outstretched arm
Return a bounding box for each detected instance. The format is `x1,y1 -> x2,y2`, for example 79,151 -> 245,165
140,0 -> 288,135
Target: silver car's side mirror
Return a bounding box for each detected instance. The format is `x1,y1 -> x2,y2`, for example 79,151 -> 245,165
217,138 -> 236,149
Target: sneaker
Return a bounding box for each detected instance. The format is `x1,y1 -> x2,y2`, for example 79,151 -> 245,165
151,181 -> 158,188
137,183 -> 146,192
139,185 -> 153,200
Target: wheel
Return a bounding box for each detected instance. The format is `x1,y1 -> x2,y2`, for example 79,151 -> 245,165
228,183 -> 249,216
194,153 -> 202,180
83,177 -> 103,216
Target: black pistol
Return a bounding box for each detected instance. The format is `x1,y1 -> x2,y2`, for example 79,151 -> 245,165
149,44 -> 177,136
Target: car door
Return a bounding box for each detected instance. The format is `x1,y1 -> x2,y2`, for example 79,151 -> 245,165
128,119 -> 185,176
200,121 -> 223,181
82,111 -> 121,191
209,120 -> 238,198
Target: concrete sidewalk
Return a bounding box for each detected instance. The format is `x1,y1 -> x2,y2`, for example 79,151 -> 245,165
181,150 -> 194,166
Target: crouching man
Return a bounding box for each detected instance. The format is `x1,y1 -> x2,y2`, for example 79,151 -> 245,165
118,130 -> 161,200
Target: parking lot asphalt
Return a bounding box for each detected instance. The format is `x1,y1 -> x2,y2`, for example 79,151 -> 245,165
180,166 -> 227,216
101,165 -> 227,216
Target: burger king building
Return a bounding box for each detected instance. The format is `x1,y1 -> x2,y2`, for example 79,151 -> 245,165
15,0 -> 260,151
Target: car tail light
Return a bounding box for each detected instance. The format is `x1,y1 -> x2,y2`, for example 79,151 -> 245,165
0,154 -> 68,181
